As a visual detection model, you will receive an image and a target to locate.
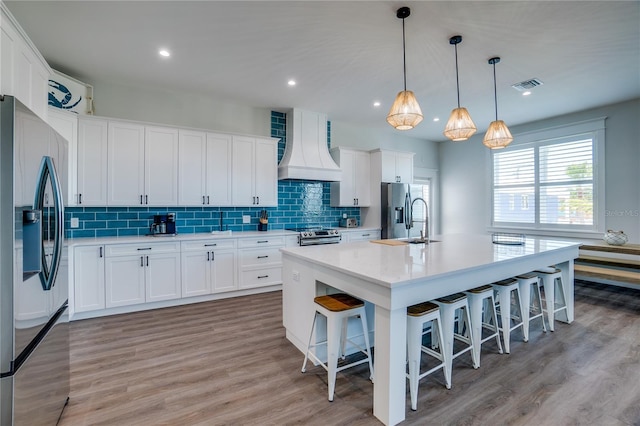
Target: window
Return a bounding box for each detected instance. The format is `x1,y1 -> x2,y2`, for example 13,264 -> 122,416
491,118 -> 605,234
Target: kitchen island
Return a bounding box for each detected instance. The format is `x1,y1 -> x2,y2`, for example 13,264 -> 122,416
281,234 -> 581,426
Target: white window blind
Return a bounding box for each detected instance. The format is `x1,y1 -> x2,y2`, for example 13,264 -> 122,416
493,134 -> 596,231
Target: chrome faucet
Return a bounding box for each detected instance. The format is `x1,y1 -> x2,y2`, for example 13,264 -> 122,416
410,197 -> 430,244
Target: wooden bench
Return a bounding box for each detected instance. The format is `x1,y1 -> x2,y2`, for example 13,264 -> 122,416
576,242 -> 640,289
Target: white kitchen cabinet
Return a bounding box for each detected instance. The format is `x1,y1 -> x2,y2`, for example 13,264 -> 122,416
48,107 -> 78,206
0,4 -> 51,120
107,122 -> 178,206
178,130 -> 232,206
77,117 -> 108,206
374,149 -> 415,184
73,245 -> 105,313
329,147 -> 371,207
104,242 -> 180,308
231,136 -> 278,206
14,107 -> 69,206
181,239 -> 237,297
342,229 -> 381,242
237,236 -> 284,289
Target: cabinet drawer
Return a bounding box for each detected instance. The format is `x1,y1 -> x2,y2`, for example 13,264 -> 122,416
239,247 -> 282,267
239,266 -> 282,288
181,239 -> 236,252
105,242 -> 180,257
238,236 -> 285,248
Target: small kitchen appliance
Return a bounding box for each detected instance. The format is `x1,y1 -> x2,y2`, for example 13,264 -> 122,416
151,213 -> 176,236
339,217 -> 358,228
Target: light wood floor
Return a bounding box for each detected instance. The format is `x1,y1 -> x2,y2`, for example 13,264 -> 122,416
59,281 -> 640,425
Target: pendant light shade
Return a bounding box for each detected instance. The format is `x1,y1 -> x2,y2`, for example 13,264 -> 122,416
443,35 -> 476,141
483,57 -> 513,149
387,7 -> 423,130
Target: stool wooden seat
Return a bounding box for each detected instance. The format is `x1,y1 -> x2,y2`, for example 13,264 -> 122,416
434,292 -> 477,387
406,301 -> 447,411
491,278 -> 524,354
535,267 -> 567,332
464,285 -> 503,366
516,272 -> 547,341
302,293 -> 374,402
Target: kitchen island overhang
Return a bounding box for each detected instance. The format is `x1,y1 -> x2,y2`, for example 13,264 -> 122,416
281,234 -> 581,426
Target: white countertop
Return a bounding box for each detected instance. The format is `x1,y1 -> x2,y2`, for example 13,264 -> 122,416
280,233 -> 581,288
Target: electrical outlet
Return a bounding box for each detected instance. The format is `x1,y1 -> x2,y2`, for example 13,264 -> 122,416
70,217 -> 79,228
242,215 -> 250,224
292,270 -> 300,281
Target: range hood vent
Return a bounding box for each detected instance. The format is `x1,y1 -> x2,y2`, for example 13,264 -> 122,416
278,109 -> 342,181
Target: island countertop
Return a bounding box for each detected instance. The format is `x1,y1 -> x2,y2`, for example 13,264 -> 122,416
280,233 -> 581,288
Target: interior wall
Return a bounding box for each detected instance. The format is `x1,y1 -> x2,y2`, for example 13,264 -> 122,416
439,98 -> 640,242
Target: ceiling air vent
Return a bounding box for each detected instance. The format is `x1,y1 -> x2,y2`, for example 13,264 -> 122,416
512,78 -> 544,92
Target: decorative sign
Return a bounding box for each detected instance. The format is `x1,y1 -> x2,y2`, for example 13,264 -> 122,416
48,69 -> 94,115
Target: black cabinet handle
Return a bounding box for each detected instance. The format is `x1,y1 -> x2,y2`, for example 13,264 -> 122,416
256,196 -> 260,204
140,195 -> 143,204
146,256 -> 149,267
204,243 -> 217,247
202,196 -> 205,205
78,193 -> 82,204
207,196 -> 210,205
207,252 -> 210,261
137,247 -> 152,251
211,252 -> 215,261
258,275 -> 269,279
257,255 -> 268,259
145,195 -> 148,205
257,240 -> 268,244
99,247 -> 103,258
140,256 -> 144,267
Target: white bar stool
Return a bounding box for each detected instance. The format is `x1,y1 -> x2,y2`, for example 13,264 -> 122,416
491,278 -> 524,354
516,272 -> 547,341
463,284 -> 503,366
406,301 -> 447,411
535,266 -> 568,332
434,292 -> 478,388
302,293 -> 374,402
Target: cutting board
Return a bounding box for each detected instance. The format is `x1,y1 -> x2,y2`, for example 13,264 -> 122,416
370,239 -> 408,246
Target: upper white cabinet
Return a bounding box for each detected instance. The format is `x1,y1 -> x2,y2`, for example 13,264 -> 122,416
107,121 -> 178,206
373,149 -> 414,184
48,107 -> 78,206
329,147 -> 371,207
232,136 -> 278,206
77,117 -> 108,206
178,130 -> 232,206
0,4 -> 51,120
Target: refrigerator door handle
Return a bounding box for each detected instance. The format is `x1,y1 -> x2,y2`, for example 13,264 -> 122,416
33,156 -> 64,291
404,191 -> 412,231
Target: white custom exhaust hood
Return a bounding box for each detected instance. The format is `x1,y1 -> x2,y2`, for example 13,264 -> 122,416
278,109 -> 342,181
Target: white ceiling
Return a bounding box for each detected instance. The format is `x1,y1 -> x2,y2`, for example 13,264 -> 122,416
6,1 -> 640,142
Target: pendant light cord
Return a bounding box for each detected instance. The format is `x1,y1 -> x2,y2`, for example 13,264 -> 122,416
402,17 -> 407,92
454,43 -> 460,108
492,62 -> 498,121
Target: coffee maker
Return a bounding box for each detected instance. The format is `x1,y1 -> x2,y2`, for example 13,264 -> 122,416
150,212 -> 176,236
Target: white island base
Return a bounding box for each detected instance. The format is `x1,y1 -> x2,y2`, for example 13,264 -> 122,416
281,234 -> 580,426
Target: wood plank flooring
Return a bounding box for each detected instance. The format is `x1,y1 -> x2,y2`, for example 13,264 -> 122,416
59,280 -> 640,425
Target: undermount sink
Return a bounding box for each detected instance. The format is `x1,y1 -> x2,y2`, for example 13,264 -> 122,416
408,239 -> 440,244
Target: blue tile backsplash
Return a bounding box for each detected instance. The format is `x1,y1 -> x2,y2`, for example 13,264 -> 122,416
65,111 -> 359,238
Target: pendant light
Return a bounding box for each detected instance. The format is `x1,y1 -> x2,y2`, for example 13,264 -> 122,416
483,57 -> 513,149
443,35 -> 476,141
386,6 -> 423,130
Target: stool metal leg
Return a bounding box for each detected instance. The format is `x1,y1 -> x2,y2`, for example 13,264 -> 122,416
302,312 -> 319,373
326,312 -> 342,402
358,312 -> 374,381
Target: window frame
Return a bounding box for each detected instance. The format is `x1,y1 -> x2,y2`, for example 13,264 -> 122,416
489,118 -> 606,238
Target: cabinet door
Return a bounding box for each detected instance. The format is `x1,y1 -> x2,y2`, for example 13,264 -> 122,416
178,129 -> 207,206
77,118 -> 108,206
181,250 -> 211,297
231,136 -> 255,206
354,151 -> 371,206
339,149 -> 356,205
146,252 -> 181,302
74,245 -> 105,313
380,150 -> 398,183
105,255 -> 145,308
107,121 -> 145,206
145,126 -> 179,206
211,250 -> 236,293
254,138 -> 278,206
396,152 -> 414,184
207,133 -> 232,206
48,108 -> 77,206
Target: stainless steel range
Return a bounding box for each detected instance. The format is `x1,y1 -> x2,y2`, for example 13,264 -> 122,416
287,227 -> 342,246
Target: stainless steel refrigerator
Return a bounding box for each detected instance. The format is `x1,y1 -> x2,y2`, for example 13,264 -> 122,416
381,183 -> 431,241
0,96 -> 69,425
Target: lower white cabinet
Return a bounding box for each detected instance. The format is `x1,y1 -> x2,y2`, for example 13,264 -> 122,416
104,242 -> 180,308
181,239 -> 237,297
73,245 -> 106,313
340,229 -> 381,243
238,236 -> 284,289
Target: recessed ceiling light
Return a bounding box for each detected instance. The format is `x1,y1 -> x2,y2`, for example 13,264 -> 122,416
522,91 -> 532,96
288,80 -> 296,86
373,101 -> 381,107
433,117 -> 440,122
159,49 -> 170,57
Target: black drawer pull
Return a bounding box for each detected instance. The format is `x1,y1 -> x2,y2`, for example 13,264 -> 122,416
257,255 -> 269,259
257,275 -> 269,279
204,243 -> 217,247
137,247 -> 152,251
257,240 -> 269,244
